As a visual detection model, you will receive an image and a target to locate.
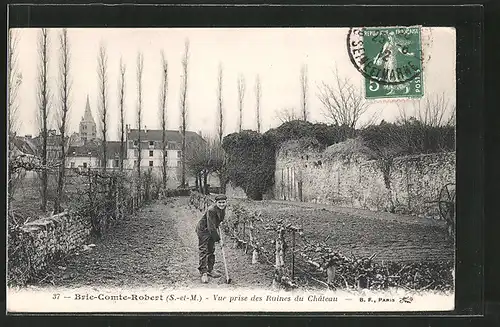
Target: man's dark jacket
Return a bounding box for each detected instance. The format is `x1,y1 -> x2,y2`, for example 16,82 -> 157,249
196,205 -> 225,242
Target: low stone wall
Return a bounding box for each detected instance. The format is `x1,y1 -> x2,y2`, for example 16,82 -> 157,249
275,142 -> 455,219
8,211 -> 92,285
225,183 -> 248,199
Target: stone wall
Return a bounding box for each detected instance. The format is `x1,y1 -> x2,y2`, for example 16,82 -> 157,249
226,183 -> 247,198
8,211 -> 92,284
225,182 -> 274,200
274,142 -> 455,218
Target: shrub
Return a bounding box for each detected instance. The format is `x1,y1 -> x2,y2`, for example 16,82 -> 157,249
223,122 -> 355,200
264,120 -> 353,148
223,131 -> 275,200
360,119 -> 455,158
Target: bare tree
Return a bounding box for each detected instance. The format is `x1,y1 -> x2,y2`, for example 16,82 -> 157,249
255,74 -> 262,133
397,92 -> 455,127
237,74 -> 246,132
216,64 -> 229,193
8,29 -> 22,142
97,43 -> 109,172
186,136 -> 224,194
159,50 -> 169,191
179,39 -> 190,187
36,28 -> 51,212
300,64 -> 308,121
136,52 -> 144,192
8,29 -> 22,201
276,107 -> 300,123
395,92 -> 455,153
318,68 -> 370,130
118,58 -> 126,172
217,63 -> 224,143
54,28 -> 71,213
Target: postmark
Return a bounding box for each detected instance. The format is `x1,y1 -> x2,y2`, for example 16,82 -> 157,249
347,26 -> 424,99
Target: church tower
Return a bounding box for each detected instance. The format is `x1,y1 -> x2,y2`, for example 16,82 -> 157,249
79,95 -> 97,142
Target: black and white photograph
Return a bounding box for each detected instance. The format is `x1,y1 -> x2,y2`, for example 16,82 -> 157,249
7,25 -> 456,313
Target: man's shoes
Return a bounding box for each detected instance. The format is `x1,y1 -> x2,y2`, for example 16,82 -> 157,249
201,273 -> 208,283
207,270 -> 222,278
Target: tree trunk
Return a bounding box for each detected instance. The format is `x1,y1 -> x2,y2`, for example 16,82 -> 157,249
203,171 -> 208,195
41,134 -> 48,212
162,148 -> 167,191
54,155 -> 66,213
197,173 -> 203,193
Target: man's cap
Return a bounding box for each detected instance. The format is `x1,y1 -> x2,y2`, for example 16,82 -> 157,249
215,194 -> 227,201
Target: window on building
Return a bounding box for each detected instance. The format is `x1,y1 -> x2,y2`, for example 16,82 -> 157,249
134,140 -> 138,147
114,159 -> 119,168
134,149 -> 139,157
134,160 -> 137,167
149,141 -> 154,146
149,150 -> 153,157
83,162 -> 87,168
149,161 -> 154,167
177,150 -> 181,158
176,160 -> 180,167
168,142 -> 176,150
70,162 -> 75,168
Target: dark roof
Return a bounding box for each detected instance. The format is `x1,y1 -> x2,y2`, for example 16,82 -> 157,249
67,143 -> 100,157
67,141 -> 125,158
128,129 -> 205,144
32,134 -> 67,147
107,141 -> 124,158
12,137 -> 37,156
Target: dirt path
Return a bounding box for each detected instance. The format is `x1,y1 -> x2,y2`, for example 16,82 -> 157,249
36,196 -> 452,290
41,198 -> 273,289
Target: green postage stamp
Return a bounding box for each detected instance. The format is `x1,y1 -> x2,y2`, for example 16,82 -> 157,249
347,26 -> 424,99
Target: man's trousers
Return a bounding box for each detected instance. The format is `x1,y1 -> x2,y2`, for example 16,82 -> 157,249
197,232 -> 215,274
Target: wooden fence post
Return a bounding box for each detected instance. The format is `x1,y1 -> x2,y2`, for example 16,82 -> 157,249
243,221 -> 247,253
327,264 -> 336,285
273,226 -> 285,288
249,218 -> 258,264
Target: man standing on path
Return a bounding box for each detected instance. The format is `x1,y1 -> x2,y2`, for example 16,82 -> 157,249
195,194 -> 227,283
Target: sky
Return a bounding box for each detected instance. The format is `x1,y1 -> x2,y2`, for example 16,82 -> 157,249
11,27 -> 456,140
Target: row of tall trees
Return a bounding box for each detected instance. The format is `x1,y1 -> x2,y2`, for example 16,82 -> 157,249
17,29 -> 194,212
13,29 -> 454,209
197,63 -> 311,195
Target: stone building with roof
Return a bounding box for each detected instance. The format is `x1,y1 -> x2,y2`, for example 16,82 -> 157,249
65,125 -> 209,187
125,126 -> 205,171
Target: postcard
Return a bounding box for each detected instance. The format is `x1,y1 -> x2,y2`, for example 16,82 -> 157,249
7,26 -> 456,313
